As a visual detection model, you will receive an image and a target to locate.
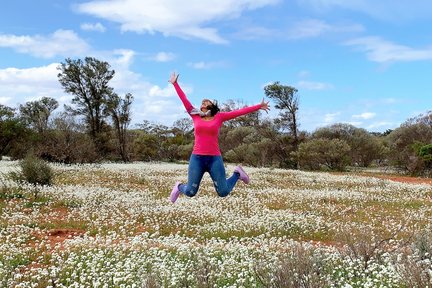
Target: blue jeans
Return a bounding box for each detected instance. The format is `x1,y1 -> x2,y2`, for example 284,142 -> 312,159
179,154 -> 240,197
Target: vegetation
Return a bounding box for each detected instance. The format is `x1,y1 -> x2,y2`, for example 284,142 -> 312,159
7,154 -> 54,198
0,56 -> 431,177
57,57 -> 132,158
0,161 -> 431,286
296,138 -> 351,171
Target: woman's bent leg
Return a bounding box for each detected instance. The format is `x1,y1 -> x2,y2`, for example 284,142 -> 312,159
209,156 -> 239,197
179,154 -> 205,197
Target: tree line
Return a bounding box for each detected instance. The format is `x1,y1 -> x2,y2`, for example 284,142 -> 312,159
1,57 -> 431,176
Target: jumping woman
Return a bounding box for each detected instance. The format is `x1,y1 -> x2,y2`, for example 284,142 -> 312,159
168,72 -> 270,203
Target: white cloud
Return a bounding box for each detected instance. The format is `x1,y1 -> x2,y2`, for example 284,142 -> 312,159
0,64 -> 58,83
297,80 -> 333,90
324,112 -> 340,123
345,121 -> 363,126
298,70 -> 310,78
367,121 -> 395,130
111,49 -> 136,68
0,63 -> 68,107
188,61 -> 228,70
0,30 -> 90,58
0,97 -> 12,106
76,0 -> 280,44
345,36 -> 432,63
352,112 -> 376,119
232,25 -> 277,40
234,18 -> 363,41
0,45 -> 188,126
288,19 -> 331,39
149,85 -> 176,98
81,22 -> 106,32
287,19 -> 363,39
151,52 -> 176,62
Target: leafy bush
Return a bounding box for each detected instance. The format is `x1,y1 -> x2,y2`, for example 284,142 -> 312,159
418,144 -> 432,171
313,123 -> 385,167
296,138 -> 351,171
10,154 -> 53,186
386,123 -> 432,175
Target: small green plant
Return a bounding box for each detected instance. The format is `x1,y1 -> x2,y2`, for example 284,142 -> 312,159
0,186 -> 25,200
8,154 -> 54,198
10,154 -> 53,186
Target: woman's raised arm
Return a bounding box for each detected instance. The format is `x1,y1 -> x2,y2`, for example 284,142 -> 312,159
168,72 -> 179,84
169,72 -> 194,113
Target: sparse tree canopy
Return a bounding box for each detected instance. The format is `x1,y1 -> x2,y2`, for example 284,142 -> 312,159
106,93 -> 134,162
404,110 -> 432,127
264,81 -> 301,168
221,99 -> 260,128
0,104 -> 15,121
57,57 -> 115,139
57,57 -> 117,156
264,81 -> 300,147
19,97 -> 59,133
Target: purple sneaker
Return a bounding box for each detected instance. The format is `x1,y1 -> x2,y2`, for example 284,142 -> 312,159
170,181 -> 181,203
234,166 -> 250,184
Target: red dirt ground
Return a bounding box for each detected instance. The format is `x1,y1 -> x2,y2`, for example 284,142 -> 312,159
46,228 -> 86,248
370,175 -> 432,185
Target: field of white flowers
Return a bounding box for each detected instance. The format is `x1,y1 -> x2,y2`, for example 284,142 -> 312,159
0,160 -> 431,287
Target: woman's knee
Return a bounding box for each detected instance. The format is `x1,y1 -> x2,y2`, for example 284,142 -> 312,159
216,187 -> 230,197
183,187 -> 198,197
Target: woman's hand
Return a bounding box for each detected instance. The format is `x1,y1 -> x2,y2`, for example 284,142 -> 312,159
260,98 -> 270,113
168,72 -> 179,84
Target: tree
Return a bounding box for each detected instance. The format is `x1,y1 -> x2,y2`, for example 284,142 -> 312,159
134,120 -> 176,161
264,82 -> 300,168
221,99 -> 260,128
313,123 -> 384,167
132,131 -> 160,161
172,117 -> 194,144
41,112 -> 98,163
296,138 -> 351,171
57,57 -> 115,154
0,104 -> 15,121
405,110 -> 432,127
386,123 -> 432,175
418,144 -> 432,172
106,93 -> 134,162
264,82 -> 300,150
0,105 -> 28,157
19,97 -> 59,133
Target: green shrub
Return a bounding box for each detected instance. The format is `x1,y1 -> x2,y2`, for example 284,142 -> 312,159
12,154 -> 54,186
296,138 -> 351,171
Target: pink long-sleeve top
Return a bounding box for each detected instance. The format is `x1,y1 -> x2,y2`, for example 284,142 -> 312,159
173,82 -> 261,156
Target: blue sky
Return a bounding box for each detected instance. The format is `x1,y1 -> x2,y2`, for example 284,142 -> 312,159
1,0 -> 431,133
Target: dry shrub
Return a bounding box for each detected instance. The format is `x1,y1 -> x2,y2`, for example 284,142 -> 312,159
336,226 -> 409,271
396,230 -> 432,287
256,244 -> 329,288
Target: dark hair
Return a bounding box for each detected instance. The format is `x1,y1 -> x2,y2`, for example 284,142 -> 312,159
207,101 -> 220,116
